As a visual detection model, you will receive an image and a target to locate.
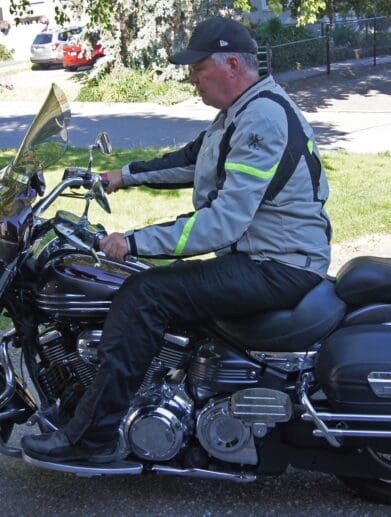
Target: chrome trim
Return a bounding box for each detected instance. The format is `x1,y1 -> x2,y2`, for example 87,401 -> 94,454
26,412 -> 59,432
37,293 -> 86,299
299,373 -> 341,447
231,388 -> 292,424
22,452 -> 143,476
314,429 -> 391,439
33,177 -> 84,216
39,329 -> 62,346
302,412 -> 391,422
36,298 -> 110,306
300,373 -> 391,446
164,333 -> 190,348
368,372 -> 391,398
36,306 -> 110,314
249,350 -> 317,372
151,465 -> 257,483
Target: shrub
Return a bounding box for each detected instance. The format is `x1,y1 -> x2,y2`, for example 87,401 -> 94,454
332,24 -> 362,48
77,66 -> 194,104
254,18 -> 326,72
0,43 -> 13,61
330,24 -> 391,61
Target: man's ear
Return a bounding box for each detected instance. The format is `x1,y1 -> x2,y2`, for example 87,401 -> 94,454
227,55 -> 241,75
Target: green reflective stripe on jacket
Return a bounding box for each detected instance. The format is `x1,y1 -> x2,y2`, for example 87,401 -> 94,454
225,161 -> 279,180
174,212 -> 198,256
307,139 -> 314,154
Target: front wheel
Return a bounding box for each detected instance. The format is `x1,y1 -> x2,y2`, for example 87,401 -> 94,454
339,476 -> 391,505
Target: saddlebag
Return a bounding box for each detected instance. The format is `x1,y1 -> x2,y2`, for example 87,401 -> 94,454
316,324 -> 391,413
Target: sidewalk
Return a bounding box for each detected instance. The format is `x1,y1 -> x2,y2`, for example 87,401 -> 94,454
273,54 -> 391,82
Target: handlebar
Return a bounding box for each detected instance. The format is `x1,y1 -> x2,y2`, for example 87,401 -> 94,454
33,168 -> 111,218
63,168 -> 110,191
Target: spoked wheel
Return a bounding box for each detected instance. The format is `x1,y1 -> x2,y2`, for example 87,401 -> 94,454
339,449 -> 391,505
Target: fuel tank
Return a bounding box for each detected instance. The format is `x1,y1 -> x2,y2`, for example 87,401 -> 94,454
36,252 -> 150,320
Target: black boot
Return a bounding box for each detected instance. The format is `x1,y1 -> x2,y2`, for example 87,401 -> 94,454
21,430 -> 118,463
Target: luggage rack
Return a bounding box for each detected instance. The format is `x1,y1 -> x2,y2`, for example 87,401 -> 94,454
300,373 -> 391,448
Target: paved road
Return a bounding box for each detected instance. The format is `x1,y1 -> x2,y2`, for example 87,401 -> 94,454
1,439 -> 390,517
0,57 -> 390,153
0,98 -> 217,150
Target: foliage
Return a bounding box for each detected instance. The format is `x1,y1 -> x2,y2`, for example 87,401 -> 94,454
0,43 -> 13,61
255,18 -> 325,72
77,66 -> 195,104
270,1 -> 391,24
9,0 -> 252,74
330,22 -> 391,61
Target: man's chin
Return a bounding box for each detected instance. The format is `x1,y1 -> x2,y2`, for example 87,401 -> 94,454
200,94 -> 213,107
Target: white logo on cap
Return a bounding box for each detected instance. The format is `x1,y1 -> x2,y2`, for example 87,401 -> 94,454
219,40 -> 229,47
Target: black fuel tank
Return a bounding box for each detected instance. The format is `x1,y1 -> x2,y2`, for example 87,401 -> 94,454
36,253 -> 149,320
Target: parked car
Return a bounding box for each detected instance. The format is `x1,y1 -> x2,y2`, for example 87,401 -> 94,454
30,26 -> 82,68
63,40 -> 104,71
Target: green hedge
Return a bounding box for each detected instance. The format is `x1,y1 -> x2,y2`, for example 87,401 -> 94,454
254,18 -> 326,72
331,24 -> 391,61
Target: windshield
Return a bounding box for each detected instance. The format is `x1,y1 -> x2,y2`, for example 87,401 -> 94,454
0,83 -> 70,217
32,33 -> 53,45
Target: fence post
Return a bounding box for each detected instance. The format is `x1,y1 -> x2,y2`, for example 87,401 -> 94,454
373,17 -> 377,66
257,44 -> 272,77
266,43 -> 272,75
326,23 -> 331,75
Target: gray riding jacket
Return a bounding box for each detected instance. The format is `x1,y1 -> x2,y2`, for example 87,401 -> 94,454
122,75 -> 331,277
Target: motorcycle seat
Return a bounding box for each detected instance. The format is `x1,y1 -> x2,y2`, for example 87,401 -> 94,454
213,279 -> 346,352
335,256 -> 391,305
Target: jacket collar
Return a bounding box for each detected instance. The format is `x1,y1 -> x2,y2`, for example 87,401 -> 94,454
226,75 -> 276,120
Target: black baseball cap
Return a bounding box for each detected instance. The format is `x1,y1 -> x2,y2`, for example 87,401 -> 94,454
169,17 -> 257,65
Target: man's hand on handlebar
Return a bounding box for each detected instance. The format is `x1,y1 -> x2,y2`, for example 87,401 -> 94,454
100,232 -> 128,261
99,170 -> 124,194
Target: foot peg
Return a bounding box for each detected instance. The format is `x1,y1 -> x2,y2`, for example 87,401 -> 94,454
22,451 -> 143,477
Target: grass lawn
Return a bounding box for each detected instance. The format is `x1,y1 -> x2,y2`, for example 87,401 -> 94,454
0,148 -> 390,329
0,148 -> 390,243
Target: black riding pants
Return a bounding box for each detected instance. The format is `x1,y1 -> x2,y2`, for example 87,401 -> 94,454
64,253 -> 321,448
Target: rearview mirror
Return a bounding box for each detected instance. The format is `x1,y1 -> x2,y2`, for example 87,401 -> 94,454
95,132 -> 112,155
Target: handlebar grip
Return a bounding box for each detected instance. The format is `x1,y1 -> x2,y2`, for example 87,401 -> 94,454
98,173 -> 110,191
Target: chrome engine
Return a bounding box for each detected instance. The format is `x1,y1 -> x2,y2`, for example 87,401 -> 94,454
196,388 -> 293,465
38,329 -> 99,399
39,328 -> 294,466
124,382 -> 194,461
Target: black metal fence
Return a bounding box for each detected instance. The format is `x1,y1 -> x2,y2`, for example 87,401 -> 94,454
257,16 -> 391,76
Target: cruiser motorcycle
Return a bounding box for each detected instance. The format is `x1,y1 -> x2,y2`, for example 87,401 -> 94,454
0,84 -> 391,503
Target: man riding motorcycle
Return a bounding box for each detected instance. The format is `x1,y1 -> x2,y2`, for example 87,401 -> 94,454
22,16 -> 331,463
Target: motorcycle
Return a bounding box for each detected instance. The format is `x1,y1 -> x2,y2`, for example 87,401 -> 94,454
1,84 -> 391,503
